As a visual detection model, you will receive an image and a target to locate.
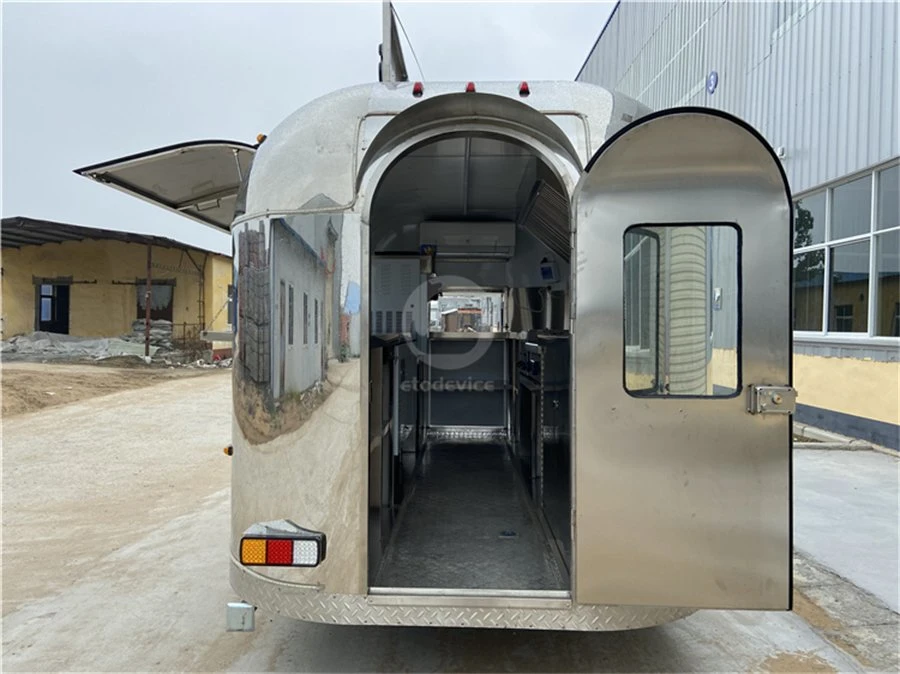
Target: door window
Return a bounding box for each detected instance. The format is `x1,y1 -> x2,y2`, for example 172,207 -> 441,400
623,224 -> 740,397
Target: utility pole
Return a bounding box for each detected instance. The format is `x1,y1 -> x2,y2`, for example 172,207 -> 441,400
144,244 -> 152,358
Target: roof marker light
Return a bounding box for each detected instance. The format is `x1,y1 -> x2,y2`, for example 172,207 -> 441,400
519,81 -> 530,97
465,82 -> 476,93
412,81 -> 424,97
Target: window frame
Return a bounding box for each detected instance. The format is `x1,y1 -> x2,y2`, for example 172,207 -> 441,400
792,159 -> 900,345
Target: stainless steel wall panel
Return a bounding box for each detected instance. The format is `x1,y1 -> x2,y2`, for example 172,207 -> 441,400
572,110 -> 792,609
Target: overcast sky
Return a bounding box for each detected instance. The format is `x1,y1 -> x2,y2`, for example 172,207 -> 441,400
2,1 -> 613,255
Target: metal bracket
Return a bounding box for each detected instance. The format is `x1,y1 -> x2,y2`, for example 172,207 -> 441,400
748,385 -> 797,415
226,602 -> 256,632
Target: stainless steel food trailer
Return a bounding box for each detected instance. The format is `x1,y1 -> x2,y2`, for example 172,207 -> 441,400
76,77 -> 795,631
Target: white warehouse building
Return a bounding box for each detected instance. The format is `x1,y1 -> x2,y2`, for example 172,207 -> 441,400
577,0 -> 899,449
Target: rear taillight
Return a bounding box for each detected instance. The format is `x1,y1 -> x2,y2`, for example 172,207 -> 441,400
239,524 -> 326,567
412,81 -> 424,97
465,81 -> 476,93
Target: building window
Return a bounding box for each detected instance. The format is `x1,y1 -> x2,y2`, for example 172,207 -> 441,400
303,293 -> 309,345
832,304 -> 854,332
136,279 -> 175,322
793,162 -> 900,339
288,285 -> 294,345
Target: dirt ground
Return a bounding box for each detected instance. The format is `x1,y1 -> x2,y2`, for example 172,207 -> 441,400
0,369 -> 882,671
1,361 -> 223,417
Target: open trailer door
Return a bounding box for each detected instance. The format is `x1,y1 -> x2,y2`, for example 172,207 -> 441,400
573,108 -> 793,610
75,140 -> 256,231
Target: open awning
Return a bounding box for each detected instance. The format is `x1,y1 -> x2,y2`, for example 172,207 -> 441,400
75,140 -> 256,231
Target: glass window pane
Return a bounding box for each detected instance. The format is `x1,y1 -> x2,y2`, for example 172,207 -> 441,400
623,224 -> 739,397
40,297 -> 52,321
829,241 -> 870,332
428,293 -> 504,333
877,165 -> 899,231
831,175 -> 872,240
793,251 -> 825,330
794,192 -> 825,247
875,230 -> 900,336
624,230 -> 659,392
40,284 -> 52,296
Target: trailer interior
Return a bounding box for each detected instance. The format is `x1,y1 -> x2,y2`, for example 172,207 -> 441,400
367,134 -> 573,593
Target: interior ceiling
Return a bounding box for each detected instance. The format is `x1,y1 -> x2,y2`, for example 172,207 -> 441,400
371,136 -> 542,252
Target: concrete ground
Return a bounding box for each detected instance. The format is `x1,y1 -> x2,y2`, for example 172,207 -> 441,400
1,375 -> 895,671
794,450 -> 899,612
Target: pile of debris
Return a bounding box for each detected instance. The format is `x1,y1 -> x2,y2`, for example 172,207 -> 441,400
1,331 -> 158,360
121,319 -> 174,349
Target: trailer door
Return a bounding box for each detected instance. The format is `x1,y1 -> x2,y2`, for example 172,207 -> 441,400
573,108 -> 793,610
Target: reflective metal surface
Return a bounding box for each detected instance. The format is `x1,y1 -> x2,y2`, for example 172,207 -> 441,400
573,109 -> 792,609
231,560 -> 694,630
228,82 -> 634,609
227,83 -> 789,626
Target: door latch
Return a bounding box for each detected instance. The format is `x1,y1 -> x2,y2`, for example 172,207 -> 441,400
748,385 -> 797,415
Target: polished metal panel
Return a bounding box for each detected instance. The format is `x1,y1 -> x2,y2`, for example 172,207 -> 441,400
228,84 -> 627,605
231,207 -> 367,595
231,560 -> 694,630
573,109 -> 792,609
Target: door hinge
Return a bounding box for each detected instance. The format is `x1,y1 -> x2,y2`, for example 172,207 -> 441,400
748,385 -> 797,415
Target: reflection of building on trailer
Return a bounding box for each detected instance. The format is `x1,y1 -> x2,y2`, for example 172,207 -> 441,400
76,79 -> 793,632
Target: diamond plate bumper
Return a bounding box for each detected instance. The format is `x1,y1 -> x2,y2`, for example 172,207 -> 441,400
230,559 -> 694,631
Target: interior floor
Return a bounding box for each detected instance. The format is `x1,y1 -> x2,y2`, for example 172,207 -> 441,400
373,441 -> 567,591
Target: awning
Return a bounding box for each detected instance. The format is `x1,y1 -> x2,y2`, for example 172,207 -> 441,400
75,140 -> 256,231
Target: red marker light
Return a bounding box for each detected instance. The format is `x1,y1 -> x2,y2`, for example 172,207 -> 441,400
465,82 -> 476,93
266,539 -> 293,565
519,81 -> 530,97
412,81 -> 424,97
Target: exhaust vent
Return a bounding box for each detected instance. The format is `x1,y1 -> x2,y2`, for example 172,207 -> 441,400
519,180 -> 570,262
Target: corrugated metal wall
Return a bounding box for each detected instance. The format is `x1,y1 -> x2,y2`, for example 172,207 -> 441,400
577,0 -> 899,194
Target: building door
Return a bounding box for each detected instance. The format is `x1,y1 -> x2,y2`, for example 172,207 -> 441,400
36,283 -> 70,334
572,108 -> 793,610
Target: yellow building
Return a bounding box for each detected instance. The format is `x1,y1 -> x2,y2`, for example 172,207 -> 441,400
1,217 -> 233,355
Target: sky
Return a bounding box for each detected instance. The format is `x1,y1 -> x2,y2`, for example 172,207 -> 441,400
1,1 -> 614,255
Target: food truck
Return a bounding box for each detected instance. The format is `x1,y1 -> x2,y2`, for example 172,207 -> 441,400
76,8 -> 794,632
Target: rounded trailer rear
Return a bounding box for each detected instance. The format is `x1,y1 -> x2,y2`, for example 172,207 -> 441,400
77,80 -> 794,631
